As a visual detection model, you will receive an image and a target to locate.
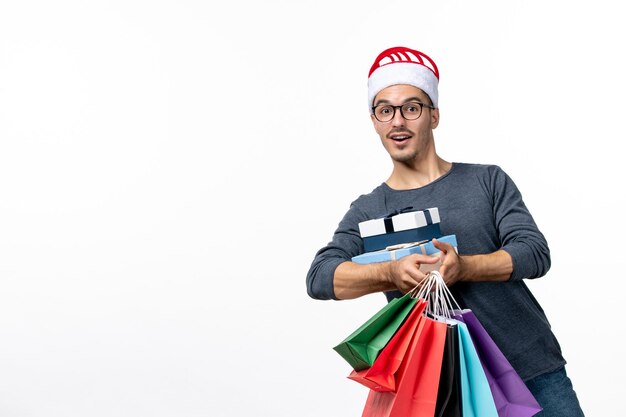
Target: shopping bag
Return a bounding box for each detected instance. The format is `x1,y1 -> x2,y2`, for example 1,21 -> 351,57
348,298 -> 428,392
334,292 -> 418,371
456,320 -> 499,417
434,323 -> 462,417
411,271 -> 497,416
361,315 -> 448,417
454,310 -> 542,417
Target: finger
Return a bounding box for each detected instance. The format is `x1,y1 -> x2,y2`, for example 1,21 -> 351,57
408,254 -> 441,264
404,280 -> 422,295
418,255 -> 441,264
398,274 -> 419,294
432,238 -> 452,254
439,263 -> 447,278
405,267 -> 428,284
407,279 -> 426,295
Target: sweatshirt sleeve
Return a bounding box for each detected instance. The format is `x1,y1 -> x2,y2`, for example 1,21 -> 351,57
305,202 -> 366,300
490,166 -> 551,280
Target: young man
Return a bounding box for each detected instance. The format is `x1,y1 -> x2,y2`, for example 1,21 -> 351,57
306,46 -> 584,416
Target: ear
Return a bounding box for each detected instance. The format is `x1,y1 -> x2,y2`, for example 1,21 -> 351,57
370,113 -> 379,130
431,108 -> 440,129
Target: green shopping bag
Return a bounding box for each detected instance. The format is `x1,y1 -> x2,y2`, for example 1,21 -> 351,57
333,292 -> 418,371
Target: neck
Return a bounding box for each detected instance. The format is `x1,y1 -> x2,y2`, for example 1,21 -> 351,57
386,156 -> 452,190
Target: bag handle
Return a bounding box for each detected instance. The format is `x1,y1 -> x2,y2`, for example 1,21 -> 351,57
410,271 -> 461,320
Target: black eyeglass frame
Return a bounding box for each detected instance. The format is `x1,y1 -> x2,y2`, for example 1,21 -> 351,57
371,102 -> 436,123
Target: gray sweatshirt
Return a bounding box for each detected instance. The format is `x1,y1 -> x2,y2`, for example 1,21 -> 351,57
306,162 -> 565,381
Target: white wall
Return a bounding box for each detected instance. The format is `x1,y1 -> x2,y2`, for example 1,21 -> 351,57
1,1 -> 623,416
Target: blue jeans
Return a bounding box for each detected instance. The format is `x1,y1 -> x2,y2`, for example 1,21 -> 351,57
525,366 -> 585,417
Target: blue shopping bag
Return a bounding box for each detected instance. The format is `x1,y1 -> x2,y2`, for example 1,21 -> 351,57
456,320 -> 498,417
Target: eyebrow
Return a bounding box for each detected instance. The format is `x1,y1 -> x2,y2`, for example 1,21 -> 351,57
374,96 -> 426,106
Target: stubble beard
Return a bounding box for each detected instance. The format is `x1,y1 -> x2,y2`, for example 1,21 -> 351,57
391,149 -> 418,163
387,130 -> 432,164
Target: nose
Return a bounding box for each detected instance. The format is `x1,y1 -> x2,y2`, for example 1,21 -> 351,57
391,107 -> 406,127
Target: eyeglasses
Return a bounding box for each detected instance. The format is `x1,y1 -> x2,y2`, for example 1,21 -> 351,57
372,102 -> 435,123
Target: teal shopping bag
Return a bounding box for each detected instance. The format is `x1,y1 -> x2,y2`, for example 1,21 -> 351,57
456,320 -> 498,417
334,292 -> 418,371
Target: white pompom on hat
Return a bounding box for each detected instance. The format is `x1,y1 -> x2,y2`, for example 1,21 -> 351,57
368,46 -> 440,112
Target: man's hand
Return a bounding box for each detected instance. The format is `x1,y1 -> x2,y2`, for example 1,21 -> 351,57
387,253 -> 440,293
432,238 -> 464,286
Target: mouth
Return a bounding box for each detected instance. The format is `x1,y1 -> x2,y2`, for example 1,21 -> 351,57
388,132 -> 413,144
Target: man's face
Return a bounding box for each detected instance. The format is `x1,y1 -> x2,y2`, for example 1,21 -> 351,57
371,84 -> 439,164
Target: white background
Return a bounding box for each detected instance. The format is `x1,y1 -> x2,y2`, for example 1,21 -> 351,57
1,1 -> 624,416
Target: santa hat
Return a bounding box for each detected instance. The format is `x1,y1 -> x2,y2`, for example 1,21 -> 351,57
367,46 -> 440,112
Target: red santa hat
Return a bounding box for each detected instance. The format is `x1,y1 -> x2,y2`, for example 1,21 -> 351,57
367,46 -> 440,112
